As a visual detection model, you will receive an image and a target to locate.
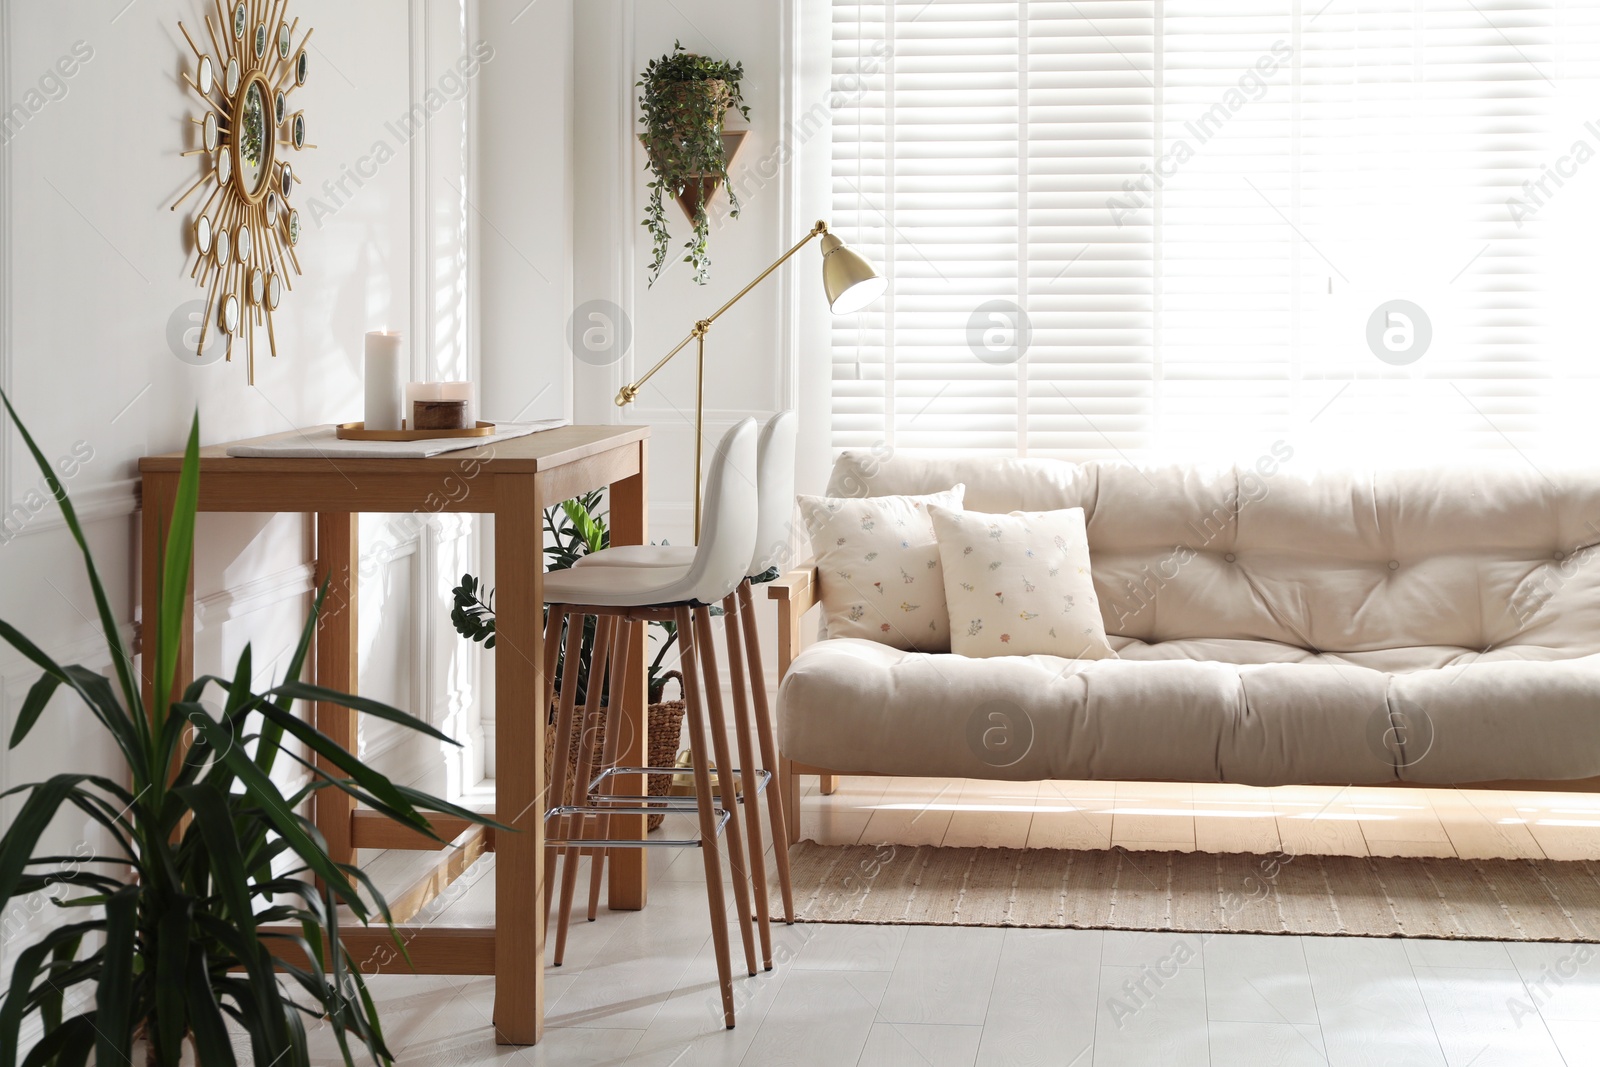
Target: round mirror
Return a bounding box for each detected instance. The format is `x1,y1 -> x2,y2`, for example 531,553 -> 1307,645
215,146 -> 231,186
222,294 -> 240,333
292,113 -> 305,150
202,112 -> 218,152
215,227 -> 231,265
195,214 -> 212,255
232,3 -> 246,38
198,56 -> 214,95
254,24 -> 267,58
249,269 -> 263,305
266,191 -> 280,225
236,225 -> 252,264
295,49 -> 308,86
267,272 -> 282,309
225,58 -> 240,96
278,23 -> 291,60
288,210 -> 301,246
274,90 -> 286,125
280,163 -> 293,199
232,75 -> 273,202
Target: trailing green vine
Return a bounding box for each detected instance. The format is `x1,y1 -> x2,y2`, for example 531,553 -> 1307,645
638,41 -> 751,286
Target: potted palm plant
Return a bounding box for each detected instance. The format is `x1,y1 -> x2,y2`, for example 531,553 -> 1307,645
637,40 -> 751,286
0,396 -> 500,1067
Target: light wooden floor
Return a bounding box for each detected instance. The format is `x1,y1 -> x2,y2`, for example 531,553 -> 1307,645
797,775 -> 1600,862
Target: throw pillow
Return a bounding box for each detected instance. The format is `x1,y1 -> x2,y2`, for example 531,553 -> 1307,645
929,504 -> 1115,660
798,485 -> 966,652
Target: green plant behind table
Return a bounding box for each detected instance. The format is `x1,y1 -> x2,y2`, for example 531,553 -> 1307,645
450,491 -> 680,707
0,395 -> 501,1067
637,40 -> 751,286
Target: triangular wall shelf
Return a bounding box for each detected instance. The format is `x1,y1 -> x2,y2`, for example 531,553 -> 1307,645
638,129 -> 749,222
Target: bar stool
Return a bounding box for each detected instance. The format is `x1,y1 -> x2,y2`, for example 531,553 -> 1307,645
571,411 -> 797,965
541,418 -> 760,1029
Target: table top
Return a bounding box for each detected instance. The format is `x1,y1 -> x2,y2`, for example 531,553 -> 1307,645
138,424 -> 649,476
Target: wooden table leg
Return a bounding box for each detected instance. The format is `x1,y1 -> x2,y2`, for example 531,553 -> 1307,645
607,442 -> 649,911
314,512 -> 359,869
494,473 -> 545,1045
139,474 -> 193,715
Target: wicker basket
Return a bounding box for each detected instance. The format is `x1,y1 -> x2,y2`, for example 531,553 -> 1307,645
658,78 -> 732,132
544,671 -> 686,832
642,78 -> 732,168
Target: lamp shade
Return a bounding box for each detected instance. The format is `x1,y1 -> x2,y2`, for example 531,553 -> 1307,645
820,233 -> 886,315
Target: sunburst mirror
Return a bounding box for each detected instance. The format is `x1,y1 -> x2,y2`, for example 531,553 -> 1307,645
172,1 -> 314,384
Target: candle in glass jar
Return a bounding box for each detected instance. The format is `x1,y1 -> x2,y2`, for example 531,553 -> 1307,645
436,381 -> 476,424
364,332 -> 405,431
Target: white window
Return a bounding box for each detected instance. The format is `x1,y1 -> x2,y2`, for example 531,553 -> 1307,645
830,1 -> 1600,461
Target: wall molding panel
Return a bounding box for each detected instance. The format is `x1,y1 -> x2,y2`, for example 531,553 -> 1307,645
0,0 -> 13,519
193,561 -> 317,633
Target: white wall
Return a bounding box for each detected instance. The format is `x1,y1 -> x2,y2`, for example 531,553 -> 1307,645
472,0 -> 574,774
0,0 -> 577,996
569,0 -> 828,690
574,0 -> 796,534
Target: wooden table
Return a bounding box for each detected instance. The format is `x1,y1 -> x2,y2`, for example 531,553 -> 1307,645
137,424 -> 650,1045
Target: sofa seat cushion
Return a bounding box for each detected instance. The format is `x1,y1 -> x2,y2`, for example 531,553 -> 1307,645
1110,636 -> 1587,674
779,638 -> 1600,786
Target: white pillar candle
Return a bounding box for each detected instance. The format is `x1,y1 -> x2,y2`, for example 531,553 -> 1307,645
364,331 -> 405,431
436,381 -> 476,424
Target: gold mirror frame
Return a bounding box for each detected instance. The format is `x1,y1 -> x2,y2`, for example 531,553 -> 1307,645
173,1 -> 315,385
231,71 -> 275,204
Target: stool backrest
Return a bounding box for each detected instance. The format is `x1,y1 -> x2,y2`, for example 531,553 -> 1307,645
750,410 -> 798,577
682,418 -> 760,604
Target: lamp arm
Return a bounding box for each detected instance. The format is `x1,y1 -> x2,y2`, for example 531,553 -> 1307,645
616,220 -> 830,406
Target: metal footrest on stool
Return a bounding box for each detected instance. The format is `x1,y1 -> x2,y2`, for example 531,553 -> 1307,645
585,765 -> 772,809
544,803 -> 729,849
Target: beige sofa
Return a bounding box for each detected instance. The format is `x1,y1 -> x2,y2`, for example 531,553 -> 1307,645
772,451 -> 1600,845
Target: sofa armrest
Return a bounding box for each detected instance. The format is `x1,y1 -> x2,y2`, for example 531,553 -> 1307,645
767,560 -> 819,681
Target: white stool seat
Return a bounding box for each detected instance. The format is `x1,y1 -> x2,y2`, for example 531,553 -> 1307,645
542,563 -> 695,607
571,544 -> 695,570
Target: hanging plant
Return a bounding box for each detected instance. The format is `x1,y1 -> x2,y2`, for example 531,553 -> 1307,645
637,41 -> 751,286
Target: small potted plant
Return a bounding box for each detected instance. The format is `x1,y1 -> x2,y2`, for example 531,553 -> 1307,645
451,493 -> 685,828
637,40 -> 751,286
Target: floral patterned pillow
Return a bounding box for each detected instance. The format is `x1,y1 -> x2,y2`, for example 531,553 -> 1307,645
928,504 -> 1115,660
798,485 -> 966,652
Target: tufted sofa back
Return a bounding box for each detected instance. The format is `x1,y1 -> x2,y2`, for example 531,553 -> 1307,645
824,449 -> 1600,658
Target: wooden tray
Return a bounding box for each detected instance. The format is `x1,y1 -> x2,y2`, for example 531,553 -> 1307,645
336,421 -> 496,442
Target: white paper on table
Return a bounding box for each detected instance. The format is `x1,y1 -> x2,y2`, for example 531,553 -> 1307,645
224,419 -> 570,459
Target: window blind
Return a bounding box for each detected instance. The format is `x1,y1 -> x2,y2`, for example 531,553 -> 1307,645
830,0 -> 1600,461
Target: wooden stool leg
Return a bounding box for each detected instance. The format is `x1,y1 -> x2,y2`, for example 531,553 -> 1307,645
676,606 -> 736,1028
739,579 -> 794,922
541,603 -> 565,714
586,618 -> 634,921
692,606 -> 759,978
544,609 -> 582,928
722,592 -> 773,970
554,616 -> 615,966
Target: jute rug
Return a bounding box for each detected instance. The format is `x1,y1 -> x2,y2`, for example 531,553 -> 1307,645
781,843 -> 1600,942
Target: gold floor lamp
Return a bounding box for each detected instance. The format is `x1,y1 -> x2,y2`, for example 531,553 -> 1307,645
616,220 -> 886,538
